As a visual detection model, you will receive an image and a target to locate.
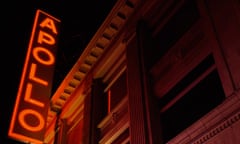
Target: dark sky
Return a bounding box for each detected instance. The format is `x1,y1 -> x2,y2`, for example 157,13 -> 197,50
1,0 -> 116,143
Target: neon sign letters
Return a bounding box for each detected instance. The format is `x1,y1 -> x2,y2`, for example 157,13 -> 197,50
8,9 -> 60,143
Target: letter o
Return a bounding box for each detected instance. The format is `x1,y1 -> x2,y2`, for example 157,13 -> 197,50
33,47 -> 55,65
18,109 -> 45,132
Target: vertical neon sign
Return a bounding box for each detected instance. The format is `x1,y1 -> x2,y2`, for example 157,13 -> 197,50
8,9 -> 60,143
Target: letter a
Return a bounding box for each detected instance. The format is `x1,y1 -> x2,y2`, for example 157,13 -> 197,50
40,17 -> 58,34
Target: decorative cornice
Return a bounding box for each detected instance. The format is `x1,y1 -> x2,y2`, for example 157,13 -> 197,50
45,0 -> 141,133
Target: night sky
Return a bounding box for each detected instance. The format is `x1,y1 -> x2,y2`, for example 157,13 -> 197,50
1,0 -> 116,143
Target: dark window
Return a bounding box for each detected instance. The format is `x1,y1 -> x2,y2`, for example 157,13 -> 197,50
158,55 -> 216,107
153,0 -> 200,60
160,55 -> 225,142
108,71 -> 127,111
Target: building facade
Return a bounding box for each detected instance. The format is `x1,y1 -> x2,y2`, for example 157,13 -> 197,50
44,0 -> 240,143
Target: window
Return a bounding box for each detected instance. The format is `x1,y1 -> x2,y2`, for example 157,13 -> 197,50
159,55 -> 225,142
153,0 -> 200,62
107,71 -> 127,113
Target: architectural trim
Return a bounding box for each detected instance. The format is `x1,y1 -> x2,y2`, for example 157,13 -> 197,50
167,90 -> 240,144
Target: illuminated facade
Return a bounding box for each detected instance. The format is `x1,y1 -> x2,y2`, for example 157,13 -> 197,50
44,0 -> 240,143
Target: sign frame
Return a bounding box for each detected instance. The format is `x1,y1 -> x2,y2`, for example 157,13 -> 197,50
8,9 -> 61,144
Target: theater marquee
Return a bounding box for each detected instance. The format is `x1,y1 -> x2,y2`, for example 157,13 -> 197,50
8,9 -> 60,144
